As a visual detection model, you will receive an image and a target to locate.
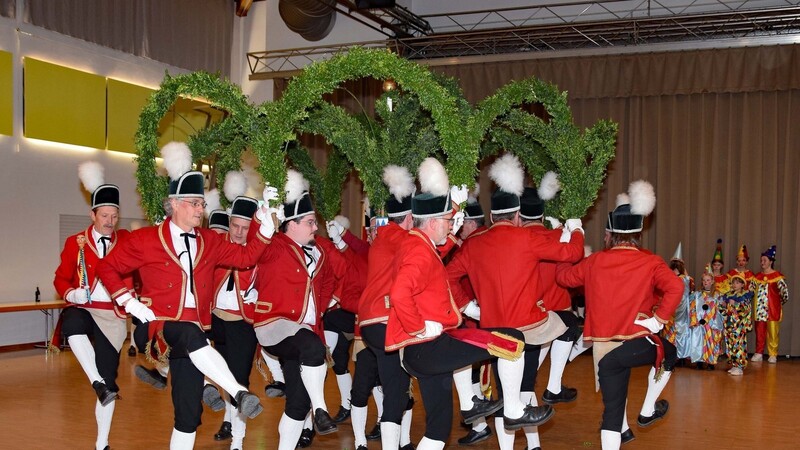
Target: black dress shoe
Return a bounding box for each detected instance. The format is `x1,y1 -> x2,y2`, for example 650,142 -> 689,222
214,420 -> 232,441
234,390 -> 263,419
331,405 -> 351,423
621,428 -> 635,444
127,345 -> 136,357
637,399 -> 669,427
504,404 -> 555,430
265,380 -> 286,398
365,422 -> 381,440
134,365 -> 167,390
313,408 -> 338,435
461,396 -> 504,424
203,384 -> 225,412
399,444 -> 414,450
542,386 -> 578,404
526,447 -> 542,450
296,428 -> 315,448
92,381 -> 117,407
458,426 -> 492,445
356,446 -> 368,450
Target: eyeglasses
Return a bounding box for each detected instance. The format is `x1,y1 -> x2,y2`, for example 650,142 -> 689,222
179,199 -> 207,209
300,218 -> 318,227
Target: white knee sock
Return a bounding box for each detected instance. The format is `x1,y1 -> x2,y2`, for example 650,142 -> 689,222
601,429 -> 621,450
68,335 -> 102,383
547,339 -> 573,393
520,391 -> 540,449
453,365 -> 476,410
261,348 -> 285,383
277,414 -> 304,450
640,367 -> 672,417
95,399 -> 115,450
230,409 -> 246,449
372,386 -> 384,418
352,405 -> 368,447
400,406 -> 413,446
324,330 -> 339,352
380,421 -> 401,449
569,336 -> 592,362
472,381 -> 483,398
189,345 -> 247,398
417,437 -> 445,450
497,355 -> 526,418
300,363 -> 329,412
169,429 -> 196,450
224,396 -> 233,422
494,416 -> 516,450
335,373 -> 352,409
303,411 -> 313,429
537,342 -> 551,369
472,417 -> 488,432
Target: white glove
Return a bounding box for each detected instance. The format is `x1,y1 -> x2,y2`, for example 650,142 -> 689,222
463,299 -> 481,321
273,206 -> 286,224
565,218 -> 584,235
450,184 -> 469,206
257,206 -> 283,239
326,220 -> 344,244
634,317 -> 664,334
66,289 -> 89,305
559,227 -> 573,243
262,184 -> 279,207
545,216 -> 562,229
241,289 -> 258,304
451,211 -> 465,236
416,320 -> 444,339
125,298 -> 156,323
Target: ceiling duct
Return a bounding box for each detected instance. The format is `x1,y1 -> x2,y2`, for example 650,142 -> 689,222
278,0 -> 337,42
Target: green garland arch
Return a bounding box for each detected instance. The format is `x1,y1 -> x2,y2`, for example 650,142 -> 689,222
134,71 -> 256,223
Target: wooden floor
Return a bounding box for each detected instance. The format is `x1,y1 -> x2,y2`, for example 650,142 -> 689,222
1,344 -> 797,449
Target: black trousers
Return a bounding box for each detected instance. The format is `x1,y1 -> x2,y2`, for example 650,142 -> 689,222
134,321 -> 210,433
361,323 -> 410,425
61,307 -> 121,392
598,337 -> 677,432
554,309 -> 582,342
351,344 -> 380,408
402,327 -> 525,442
264,328 -> 327,421
323,309 -> 356,375
211,315 -> 258,389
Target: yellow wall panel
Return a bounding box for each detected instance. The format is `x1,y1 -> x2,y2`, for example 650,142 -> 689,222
24,58 -> 105,148
0,51 -> 12,136
107,79 -> 154,154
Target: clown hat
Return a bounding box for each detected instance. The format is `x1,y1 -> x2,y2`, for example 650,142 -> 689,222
737,244 -> 749,261
671,242 -> 683,262
762,245 -> 777,261
712,238 -> 724,264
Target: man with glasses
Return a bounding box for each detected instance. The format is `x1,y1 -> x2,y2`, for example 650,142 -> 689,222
97,142 -> 275,449
248,170 -> 338,450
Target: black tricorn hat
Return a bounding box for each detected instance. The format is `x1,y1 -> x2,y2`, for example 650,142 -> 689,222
92,184 -> 120,209
208,210 -> 229,231
169,171 -> 205,198
464,201 -> 484,219
519,187 -> 544,220
412,192 -> 453,218
230,196 -> 258,221
490,190 -> 520,214
282,191 -> 315,221
385,195 -> 412,217
610,204 -> 644,233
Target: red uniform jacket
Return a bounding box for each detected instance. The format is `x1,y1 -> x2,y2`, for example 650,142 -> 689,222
54,226 -> 131,318
96,218 -> 270,329
385,229 -> 462,351
524,223 -> 573,311
556,246 -> 684,341
343,230 -> 370,259
358,222 -> 409,327
250,232 -> 335,339
447,221 -> 584,330
212,233 -> 258,324
316,237 -> 357,313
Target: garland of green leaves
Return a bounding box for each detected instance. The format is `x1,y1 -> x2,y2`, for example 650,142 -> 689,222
286,142 -> 352,221
473,78 -> 618,218
134,71 -> 256,223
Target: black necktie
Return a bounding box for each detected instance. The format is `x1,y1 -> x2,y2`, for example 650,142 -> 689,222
226,273 -> 235,292
98,236 -> 110,257
180,232 -> 197,293
302,246 -> 316,269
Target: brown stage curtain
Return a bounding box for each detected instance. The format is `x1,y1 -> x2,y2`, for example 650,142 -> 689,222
276,44 -> 799,356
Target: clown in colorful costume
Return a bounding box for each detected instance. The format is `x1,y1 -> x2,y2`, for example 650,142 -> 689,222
662,244 -> 692,360
726,244 -> 755,291
710,238 -> 730,295
751,245 -> 789,363
687,271 -> 723,368
722,275 -> 753,375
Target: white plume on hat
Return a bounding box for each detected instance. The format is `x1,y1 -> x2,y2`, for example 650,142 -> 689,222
333,215 -> 351,230
467,184 -> 480,204
285,169 -> 309,204
382,165 -> 415,201
418,157 -> 449,197
78,161 -> 104,193
615,193 -> 631,207
629,180 -> 656,216
488,153 -> 524,197
223,171 -> 248,202
160,141 -> 193,181
205,189 -> 221,217
538,171 -> 561,201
